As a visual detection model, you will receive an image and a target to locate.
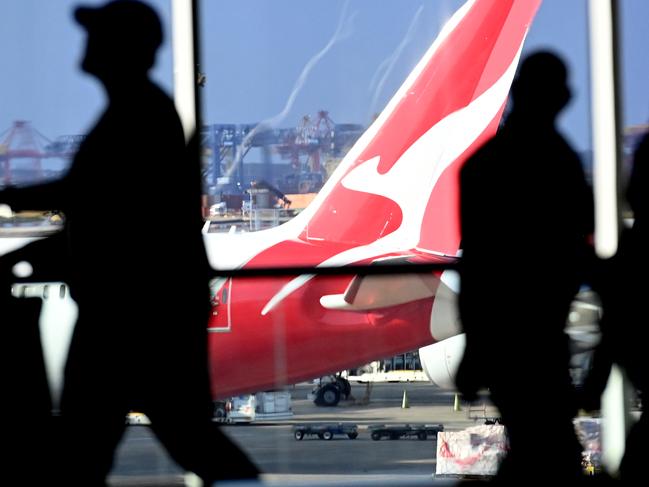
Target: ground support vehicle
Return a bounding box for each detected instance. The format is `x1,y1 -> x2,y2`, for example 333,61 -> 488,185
293,423 -> 359,440
369,423 -> 444,441
214,391 -> 292,423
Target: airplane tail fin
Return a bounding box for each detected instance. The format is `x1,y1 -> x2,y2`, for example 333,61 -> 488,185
288,0 -> 541,257
204,0 -> 541,272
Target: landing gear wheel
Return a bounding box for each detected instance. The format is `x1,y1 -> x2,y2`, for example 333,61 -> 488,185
314,383 -> 341,407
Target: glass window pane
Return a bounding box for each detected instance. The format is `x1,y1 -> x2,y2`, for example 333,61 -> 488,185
196,1 -> 596,483
0,0 -> 173,188
1,0 -> 608,484
198,0 -> 593,264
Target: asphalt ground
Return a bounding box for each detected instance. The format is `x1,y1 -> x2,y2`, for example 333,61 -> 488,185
108,382 -> 485,486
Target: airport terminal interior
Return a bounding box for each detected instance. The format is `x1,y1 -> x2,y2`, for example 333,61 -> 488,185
1,0 -> 646,485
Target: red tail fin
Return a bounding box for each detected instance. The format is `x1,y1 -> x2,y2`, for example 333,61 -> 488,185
205,0 -> 541,272
291,0 -> 541,258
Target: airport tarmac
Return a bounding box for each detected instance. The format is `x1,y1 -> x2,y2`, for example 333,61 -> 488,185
108,382 -> 486,486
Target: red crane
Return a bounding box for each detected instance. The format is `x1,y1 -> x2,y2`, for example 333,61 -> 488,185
279,110 -> 335,174
308,110 -> 335,173
0,120 -> 58,186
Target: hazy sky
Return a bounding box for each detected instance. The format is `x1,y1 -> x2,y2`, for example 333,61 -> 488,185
2,0 -> 649,154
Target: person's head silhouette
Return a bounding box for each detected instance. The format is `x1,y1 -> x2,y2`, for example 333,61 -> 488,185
75,0 -> 162,83
510,51 -> 571,124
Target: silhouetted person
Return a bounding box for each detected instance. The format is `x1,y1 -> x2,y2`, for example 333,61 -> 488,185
456,51 -> 594,482
582,126 -> 649,484
613,128 -> 649,483
613,130 -> 649,482
0,1 -> 258,484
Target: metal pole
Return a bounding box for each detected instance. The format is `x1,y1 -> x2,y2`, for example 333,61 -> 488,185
589,0 -> 621,259
171,0 -> 197,141
588,0 -> 632,476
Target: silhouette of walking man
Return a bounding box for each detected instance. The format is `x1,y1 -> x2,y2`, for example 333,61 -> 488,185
456,51 -> 594,481
610,126 -> 649,483
581,123 -> 649,483
1,1 -> 258,484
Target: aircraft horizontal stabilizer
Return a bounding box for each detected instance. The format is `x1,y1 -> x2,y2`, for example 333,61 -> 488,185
320,272 -> 440,311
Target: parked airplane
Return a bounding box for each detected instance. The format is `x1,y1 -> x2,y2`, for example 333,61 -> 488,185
203,0 -> 542,400
0,0 -> 542,404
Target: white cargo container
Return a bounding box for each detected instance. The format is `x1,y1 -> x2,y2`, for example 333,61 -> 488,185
216,391 -> 293,423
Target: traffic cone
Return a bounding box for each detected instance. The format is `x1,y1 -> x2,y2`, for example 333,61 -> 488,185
402,389 -> 410,408
454,393 -> 462,412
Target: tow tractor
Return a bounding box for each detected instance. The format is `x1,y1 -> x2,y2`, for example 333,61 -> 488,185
293,423 -> 358,440
369,423 -> 444,441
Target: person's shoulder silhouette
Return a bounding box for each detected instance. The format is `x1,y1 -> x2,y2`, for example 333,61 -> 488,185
461,51 -> 591,265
